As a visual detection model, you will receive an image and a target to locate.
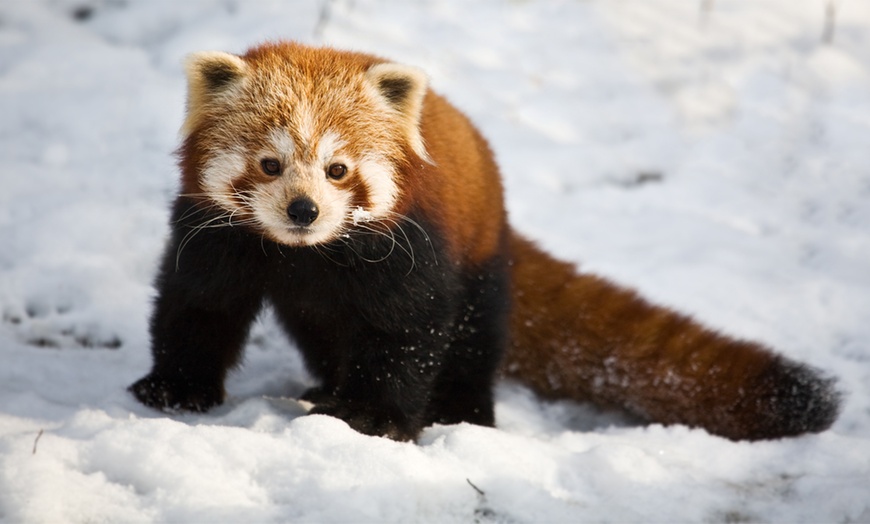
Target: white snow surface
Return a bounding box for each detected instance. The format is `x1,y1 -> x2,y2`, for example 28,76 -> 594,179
2,0 -> 870,522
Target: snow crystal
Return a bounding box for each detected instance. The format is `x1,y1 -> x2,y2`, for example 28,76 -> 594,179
351,206 -> 374,225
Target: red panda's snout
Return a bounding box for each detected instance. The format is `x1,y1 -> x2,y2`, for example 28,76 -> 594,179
255,182 -> 350,246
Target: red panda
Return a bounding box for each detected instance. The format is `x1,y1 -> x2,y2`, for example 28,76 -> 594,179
130,41 -> 840,442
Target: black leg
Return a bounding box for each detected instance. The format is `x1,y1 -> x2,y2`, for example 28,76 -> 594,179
307,326 -> 450,440
426,265 -> 510,428
129,198 -> 268,412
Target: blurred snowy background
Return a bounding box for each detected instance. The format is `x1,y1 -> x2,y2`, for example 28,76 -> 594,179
1,1 -> 869,522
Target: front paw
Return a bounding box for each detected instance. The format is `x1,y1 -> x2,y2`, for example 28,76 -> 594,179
128,373 -> 224,413
309,397 -> 422,441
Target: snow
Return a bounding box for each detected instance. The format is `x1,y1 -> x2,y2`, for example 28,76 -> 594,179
352,206 -> 374,225
1,0 -> 869,522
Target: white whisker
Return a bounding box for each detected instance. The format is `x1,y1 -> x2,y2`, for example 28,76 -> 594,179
335,207 -> 437,274
175,212 -> 233,270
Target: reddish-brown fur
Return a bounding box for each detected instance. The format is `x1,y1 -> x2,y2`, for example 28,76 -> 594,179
504,234 -> 838,440
403,91 -> 507,265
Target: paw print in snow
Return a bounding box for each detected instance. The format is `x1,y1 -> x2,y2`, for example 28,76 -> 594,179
2,299 -> 122,350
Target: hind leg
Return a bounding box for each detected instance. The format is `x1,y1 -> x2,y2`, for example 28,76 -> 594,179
426,266 -> 510,427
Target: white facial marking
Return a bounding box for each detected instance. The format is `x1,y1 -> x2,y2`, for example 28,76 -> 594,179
267,128 -> 296,159
201,148 -> 245,209
316,130 -> 346,166
357,155 -> 398,218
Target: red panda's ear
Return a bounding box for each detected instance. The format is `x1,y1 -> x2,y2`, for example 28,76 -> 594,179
366,63 -> 432,163
182,51 -> 247,136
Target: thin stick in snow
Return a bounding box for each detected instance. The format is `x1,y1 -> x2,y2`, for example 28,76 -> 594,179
32,429 -> 43,455
467,478 -> 485,496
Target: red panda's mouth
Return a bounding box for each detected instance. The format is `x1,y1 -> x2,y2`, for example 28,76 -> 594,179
261,222 -> 341,248
283,225 -> 315,239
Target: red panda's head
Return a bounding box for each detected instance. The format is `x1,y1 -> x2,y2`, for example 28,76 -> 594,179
178,42 -> 430,246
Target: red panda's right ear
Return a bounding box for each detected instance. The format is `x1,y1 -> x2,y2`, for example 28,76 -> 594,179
366,62 -> 432,163
182,51 -> 247,136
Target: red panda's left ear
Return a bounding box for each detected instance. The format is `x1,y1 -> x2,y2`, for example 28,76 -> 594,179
366,63 -> 432,163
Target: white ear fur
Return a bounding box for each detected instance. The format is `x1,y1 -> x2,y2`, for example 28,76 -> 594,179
366,62 -> 431,163
181,51 -> 248,136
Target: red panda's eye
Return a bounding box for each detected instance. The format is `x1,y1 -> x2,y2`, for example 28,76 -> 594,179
260,158 -> 281,176
327,163 -> 348,180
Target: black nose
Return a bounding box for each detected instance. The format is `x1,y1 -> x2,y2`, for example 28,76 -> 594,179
287,197 -> 319,226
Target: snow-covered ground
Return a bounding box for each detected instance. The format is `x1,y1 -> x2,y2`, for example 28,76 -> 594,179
2,0 -> 869,521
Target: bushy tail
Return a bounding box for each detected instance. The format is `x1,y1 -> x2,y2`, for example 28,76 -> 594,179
503,232 -> 840,440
